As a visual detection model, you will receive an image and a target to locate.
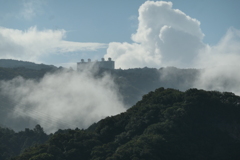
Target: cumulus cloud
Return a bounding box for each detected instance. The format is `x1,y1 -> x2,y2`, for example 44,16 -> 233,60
0,69 -> 125,133
105,1 -> 205,69
0,26 -> 107,63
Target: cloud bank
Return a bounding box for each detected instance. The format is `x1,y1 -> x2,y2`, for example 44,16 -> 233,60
105,1 -> 205,69
0,26 -> 107,63
0,69 -> 125,133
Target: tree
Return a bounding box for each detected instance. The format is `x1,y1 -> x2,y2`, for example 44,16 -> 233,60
34,125 -> 44,134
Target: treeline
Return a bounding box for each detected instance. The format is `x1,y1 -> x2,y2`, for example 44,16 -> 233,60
0,125 -> 48,160
10,88 -> 240,160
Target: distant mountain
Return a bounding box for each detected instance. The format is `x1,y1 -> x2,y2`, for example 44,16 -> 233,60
0,59 -> 59,80
11,88 -> 240,160
0,59 -> 57,70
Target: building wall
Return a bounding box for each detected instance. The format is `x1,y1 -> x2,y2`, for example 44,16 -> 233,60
77,58 -> 115,71
97,60 -> 114,69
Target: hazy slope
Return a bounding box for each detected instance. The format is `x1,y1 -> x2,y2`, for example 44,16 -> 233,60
103,67 -> 200,106
0,61 -> 200,133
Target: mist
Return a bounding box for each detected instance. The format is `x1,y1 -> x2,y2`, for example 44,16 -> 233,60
192,66 -> 240,94
0,68 -> 125,133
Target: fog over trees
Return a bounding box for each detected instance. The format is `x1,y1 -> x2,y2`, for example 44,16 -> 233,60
0,60 -> 240,159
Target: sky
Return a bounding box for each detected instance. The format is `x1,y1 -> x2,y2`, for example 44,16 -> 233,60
0,0 -> 240,69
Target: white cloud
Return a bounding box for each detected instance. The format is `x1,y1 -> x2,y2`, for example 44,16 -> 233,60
0,69 -> 125,133
105,1 -> 205,69
0,26 -> 107,63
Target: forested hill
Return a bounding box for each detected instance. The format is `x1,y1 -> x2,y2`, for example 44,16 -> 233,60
11,88 -> 240,160
0,59 -> 57,70
0,125 -> 49,160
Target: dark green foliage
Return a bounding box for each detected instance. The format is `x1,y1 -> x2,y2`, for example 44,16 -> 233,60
12,88 -> 240,160
0,125 -> 48,160
12,130 -> 101,160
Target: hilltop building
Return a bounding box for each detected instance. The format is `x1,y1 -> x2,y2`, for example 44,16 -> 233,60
77,58 -> 115,71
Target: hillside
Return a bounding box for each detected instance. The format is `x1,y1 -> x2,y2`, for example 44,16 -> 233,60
11,88 -> 240,160
0,60 -> 62,132
0,59 -> 57,70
